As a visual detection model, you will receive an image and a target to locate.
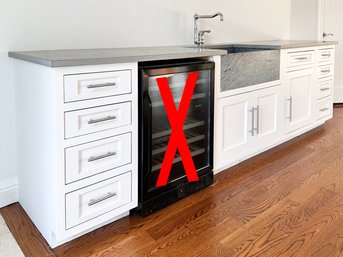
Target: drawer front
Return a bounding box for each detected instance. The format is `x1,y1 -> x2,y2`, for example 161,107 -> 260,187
318,79 -> 333,100
65,171 -> 132,229
318,65 -> 334,79
64,70 -> 132,102
287,51 -> 315,68
65,133 -> 132,184
65,102 -> 131,139
317,100 -> 333,120
318,48 -> 334,63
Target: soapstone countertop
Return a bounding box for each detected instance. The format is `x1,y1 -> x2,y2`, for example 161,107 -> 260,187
8,40 -> 337,67
229,40 -> 338,50
8,46 -> 227,67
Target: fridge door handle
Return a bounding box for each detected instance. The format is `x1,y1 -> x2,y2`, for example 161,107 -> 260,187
143,91 -> 152,175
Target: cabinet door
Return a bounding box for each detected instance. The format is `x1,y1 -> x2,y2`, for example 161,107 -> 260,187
215,94 -> 253,170
285,68 -> 315,133
253,86 -> 283,148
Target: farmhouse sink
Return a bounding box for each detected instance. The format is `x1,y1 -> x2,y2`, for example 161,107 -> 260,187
200,45 -> 281,92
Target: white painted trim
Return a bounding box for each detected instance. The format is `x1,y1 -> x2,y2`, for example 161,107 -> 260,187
0,177 -> 18,208
317,0 -> 326,41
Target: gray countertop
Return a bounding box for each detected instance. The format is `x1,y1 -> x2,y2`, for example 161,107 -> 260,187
9,40 -> 337,68
8,46 -> 227,67
231,40 -> 338,49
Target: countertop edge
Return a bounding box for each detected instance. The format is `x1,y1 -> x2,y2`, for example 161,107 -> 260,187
232,41 -> 338,50
8,49 -> 227,67
8,41 -> 338,67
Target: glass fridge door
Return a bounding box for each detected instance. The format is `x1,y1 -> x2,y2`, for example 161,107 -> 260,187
143,67 -> 213,195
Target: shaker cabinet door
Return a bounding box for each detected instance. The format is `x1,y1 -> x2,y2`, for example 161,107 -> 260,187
253,85 -> 283,148
285,68 -> 315,133
215,93 -> 253,170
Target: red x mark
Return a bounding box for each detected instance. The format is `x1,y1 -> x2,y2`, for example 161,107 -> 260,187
155,72 -> 200,187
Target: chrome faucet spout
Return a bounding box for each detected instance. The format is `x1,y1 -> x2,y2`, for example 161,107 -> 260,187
194,12 -> 224,21
194,12 -> 224,46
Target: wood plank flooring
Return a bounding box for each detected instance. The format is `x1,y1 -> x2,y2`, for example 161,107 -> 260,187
2,108 -> 343,257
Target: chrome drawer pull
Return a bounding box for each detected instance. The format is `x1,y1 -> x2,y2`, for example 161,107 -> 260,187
255,106 -> 260,135
320,107 -> 330,112
88,151 -> 117,162
87,82 -> 116,89
320,88 -> 330,92
88,115 -> 116,124
88,192 -> 116,206
321,54 -> 331,57
321,69 -> 330,73
286,97 -> 293,121
296,57 -> 308,61
249,107 -> 255,136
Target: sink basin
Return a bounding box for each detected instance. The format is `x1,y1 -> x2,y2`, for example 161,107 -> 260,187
200,45 -> 273,53
200,45 -> 281,91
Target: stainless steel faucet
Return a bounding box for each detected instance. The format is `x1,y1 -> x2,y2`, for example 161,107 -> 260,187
194,12 -> 224,46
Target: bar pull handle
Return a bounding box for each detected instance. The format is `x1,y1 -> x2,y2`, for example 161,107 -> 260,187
320,87 -> 331,92
255,106 -> 260,135
249,107 -> 255,136
320,107 -> 330,112
88,151 -> 116,162
321,54 -> 331,57
87,82 -> 116,89
296,57 -> 308,61
321,69 -> 331,74
88,115 -> 116,124
88,192 -> 116,206
286,97 -> 293,121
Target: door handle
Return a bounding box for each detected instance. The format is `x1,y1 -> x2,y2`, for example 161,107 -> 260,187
255,106 -> 260,135
286,97 -> 293,121
323,32 -> 334,37
249,107 -> 255,136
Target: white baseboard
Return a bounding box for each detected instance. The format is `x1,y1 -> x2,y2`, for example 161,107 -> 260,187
0,177 -> 18,208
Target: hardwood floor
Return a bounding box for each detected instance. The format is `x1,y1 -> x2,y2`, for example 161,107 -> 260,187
2,108 -> 343,257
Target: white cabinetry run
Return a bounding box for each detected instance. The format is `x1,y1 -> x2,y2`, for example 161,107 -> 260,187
215,45 -> 335,173
216,84 -> 283,169
14,62 -> 138,248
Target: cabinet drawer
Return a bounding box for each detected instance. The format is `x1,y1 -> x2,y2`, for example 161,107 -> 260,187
65,171 -> 132,229
64,70 -> 132,102
65,133 -> 132,184
318,79 -> 333,100
318,48 -> 334,63
317,100 -> 333,120
287,50 -> 315,68
318,65 -> 334,79
65,102 -> 131,139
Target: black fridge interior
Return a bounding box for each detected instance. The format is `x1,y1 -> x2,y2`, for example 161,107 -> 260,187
137,59 -> 215,216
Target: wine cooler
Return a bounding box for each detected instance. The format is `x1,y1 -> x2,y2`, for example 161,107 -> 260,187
137,59 -> 214,216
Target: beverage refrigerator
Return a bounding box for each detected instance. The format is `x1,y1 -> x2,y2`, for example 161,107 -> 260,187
137,59 -> 215,216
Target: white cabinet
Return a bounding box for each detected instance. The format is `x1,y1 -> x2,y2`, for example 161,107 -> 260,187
254,86 -> 283,146
285,68 -> 315,133
214,45 -> 336,174
216,93 -> 251,169
14,62 -> 138,248
215,85 -> 283,170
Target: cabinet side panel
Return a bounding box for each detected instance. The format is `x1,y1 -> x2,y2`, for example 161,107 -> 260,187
14,60 -> 57,244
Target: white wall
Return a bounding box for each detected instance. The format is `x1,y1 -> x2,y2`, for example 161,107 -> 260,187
290,0 -> 320,40
0,0 -> 292,206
